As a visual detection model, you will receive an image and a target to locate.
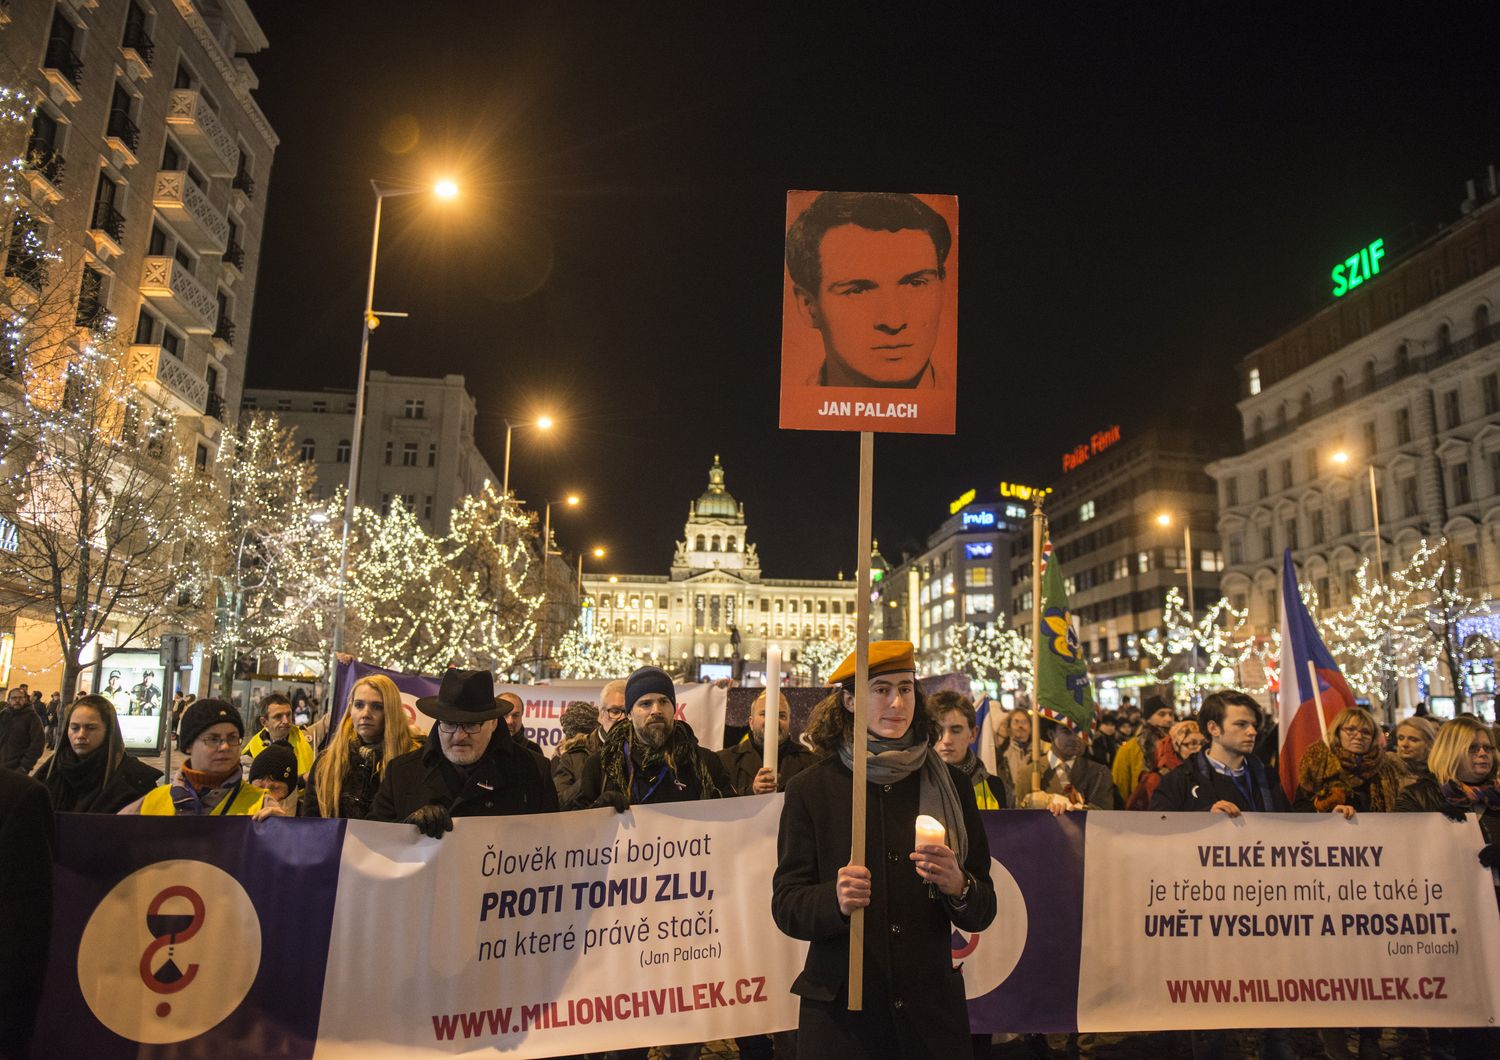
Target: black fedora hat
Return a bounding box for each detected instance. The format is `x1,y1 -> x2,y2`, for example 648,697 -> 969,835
416,669 -> 507,724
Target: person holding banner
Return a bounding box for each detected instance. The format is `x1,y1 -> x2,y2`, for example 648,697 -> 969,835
121,699 -> 281,817
34,694 -> 161,814
369,668 -> 558,838
302,674 -> 421,820
1151,691 -> 1289,815
1293,706 -> 1403,817
551,700 -> 601,808
1391,715 -> 1438,790
719,690 -> 816,796
772,641 -> 996,1059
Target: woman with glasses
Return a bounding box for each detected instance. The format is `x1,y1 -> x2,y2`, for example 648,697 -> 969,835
121,699 -> 283,817
1294,706 -> 1403,816
36,694 -> 161,813
302,675 -> 420,819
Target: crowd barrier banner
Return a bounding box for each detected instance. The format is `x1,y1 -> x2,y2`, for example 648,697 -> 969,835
33,807 -> 1500,1056
328,658 -> 728,753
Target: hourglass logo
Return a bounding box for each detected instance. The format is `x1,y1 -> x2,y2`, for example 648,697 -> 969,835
952,858 -> 1029,999
79,860 -> 261,1044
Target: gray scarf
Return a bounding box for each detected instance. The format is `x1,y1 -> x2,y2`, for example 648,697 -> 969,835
839,730 -> 969,865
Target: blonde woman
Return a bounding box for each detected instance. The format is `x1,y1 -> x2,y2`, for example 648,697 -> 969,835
301,675 -> 420,819
1295,706 -> 1403,816
1392,715 -> 1438,789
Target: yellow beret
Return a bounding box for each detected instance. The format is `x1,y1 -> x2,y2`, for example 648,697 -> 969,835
827,640 -> 917,686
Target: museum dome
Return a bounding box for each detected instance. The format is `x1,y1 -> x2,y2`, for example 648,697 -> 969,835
694,455 -> 740,519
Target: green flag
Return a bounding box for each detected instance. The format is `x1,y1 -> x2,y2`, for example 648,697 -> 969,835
1035,545 -> 1095,733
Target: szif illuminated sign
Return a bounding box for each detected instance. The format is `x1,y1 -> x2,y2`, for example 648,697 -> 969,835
1332,238 -> 1385,298
1062,425 -> 1122,473
948,488 -> 977,515
965,541 -> 994,559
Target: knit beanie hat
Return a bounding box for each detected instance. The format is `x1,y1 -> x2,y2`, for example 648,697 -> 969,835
178,698 -> 245,751
561,701 -> 599,739
624,666 -> 675,711
248,743 -> 298,791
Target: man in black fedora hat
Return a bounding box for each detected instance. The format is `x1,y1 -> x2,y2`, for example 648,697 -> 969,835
370,669 -> 557,837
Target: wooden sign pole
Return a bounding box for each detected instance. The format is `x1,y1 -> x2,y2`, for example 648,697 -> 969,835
847,430 -> 874,1011
1030,496 -> 1046,795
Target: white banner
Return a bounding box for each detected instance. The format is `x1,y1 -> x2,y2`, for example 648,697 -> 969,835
1076,812 -> 1500,1030
314,797 -> 803,1056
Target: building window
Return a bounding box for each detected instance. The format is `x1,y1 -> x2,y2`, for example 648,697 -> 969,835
298,439 -> 315,462
1309,509 -> 1325,544
1491,451 -> 1500,497
424,495 -> 434,520
1137,551 -> 1149,573
1429,266 -> 1445,297
1338,499 -> 1353,536
312,399 -> 327,412
335,439 -> 351,463
1443,390 -> 1461,430
1362,420 -> 1377,455
1079,500 -> 1096,522
1257,468 -> 1269,498
1400,476 -> 1419,518
403,399 -> 425,419
1284,518 -> 1298,550
1260,526 -> 1273,557
1395,407 -> 1412,445
195,443 -> 209,472
968,566 -> 994,587
1280,459 -> 1293,490
1484,374 -> 1500,417
427,443 -> 437,467
966,594 -> 994,614
1247,368 -> 1261,395
1224,478 -> 1238,506
1387,287 -> 1405,318
380,493 -> 391,517
383,441 -> 393,465
401,442 -> 418,467
1451,463 -> 1472,506
1228,533 -> 1244,566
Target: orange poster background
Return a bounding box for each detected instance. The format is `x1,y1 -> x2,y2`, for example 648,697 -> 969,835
778,190 -> 959,435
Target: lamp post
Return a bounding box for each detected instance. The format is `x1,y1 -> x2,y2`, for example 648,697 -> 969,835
578,545 -> 605,594
330,178 -> 458,682
1157,512 -> 1198,704
1331,451 -> 1384,576
501,415 -> 553,501
535,494 -> 580,677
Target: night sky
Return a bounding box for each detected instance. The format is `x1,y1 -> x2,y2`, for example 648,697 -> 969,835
244,2 -> 1496,579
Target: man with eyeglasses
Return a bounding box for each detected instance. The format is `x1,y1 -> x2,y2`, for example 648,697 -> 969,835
121,699 -> 281,817
370,669 -> 557,838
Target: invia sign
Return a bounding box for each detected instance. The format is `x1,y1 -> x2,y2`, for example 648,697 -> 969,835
1332,238 -> 1385,298
961,510 -> 995,529
0,515 -> 17,553
964,541 -> 994,559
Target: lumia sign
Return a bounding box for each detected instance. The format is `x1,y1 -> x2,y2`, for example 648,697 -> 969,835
998,481 -> 1048,502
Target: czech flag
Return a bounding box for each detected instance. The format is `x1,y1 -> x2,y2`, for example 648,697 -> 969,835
1276,549 -> 1356,800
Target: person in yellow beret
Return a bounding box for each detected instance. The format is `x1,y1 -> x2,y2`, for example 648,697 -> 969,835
771,640 -> 996,1058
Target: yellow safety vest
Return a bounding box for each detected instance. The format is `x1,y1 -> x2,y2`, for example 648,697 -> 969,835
245,726 -> 315,777
972,775 -> 1004,810
141,779 -> 266,817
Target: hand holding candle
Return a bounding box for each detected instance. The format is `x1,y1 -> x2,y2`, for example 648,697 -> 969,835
912,814 -> 964,896
914,813 -> 946,850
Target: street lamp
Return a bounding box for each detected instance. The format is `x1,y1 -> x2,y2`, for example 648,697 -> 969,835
501,415 -> 554,501
1157,511 -> 1199,703
578,545 -> 605,593
536,494 -> 581,677
330,177 -> 459,673
1330,450 -> 1385,575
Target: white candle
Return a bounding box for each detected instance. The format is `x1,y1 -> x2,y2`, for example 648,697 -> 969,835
914,814 -> 946,851
764,646 -> 782,775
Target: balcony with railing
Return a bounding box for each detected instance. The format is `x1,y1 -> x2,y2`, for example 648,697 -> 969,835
232,168 -> 256,201
128,344 -> 208,416
88,199 -> 126,256
139,256 -> 216,334
3,249 -> 47,291
223,239 -> 245,270
211,314 -> 235,354
41,38 -> 83,102
166,89 -> 237,177
204,391 -> 226,423
22,147 -> 64,205
105,108 -> 141,166
152,170 -> 227,254
120,21 -> 154,77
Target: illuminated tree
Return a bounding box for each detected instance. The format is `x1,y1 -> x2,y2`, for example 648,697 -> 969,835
554,612 -> 637,679
797,628 -> 856,684
1140,589 -> 1260,704
1319,555 -> 1429,708
946,622 -> 1032,693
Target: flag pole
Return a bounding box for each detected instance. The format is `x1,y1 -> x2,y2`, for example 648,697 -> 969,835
1030,494 -> 1046,796
1307,659 -> 1329,742
847,430 -> 874,1011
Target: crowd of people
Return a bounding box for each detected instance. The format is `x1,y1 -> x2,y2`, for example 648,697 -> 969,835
0,649 -> 1496,1060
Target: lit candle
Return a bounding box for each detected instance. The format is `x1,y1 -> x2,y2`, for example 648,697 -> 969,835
764,646 -> 782,776
914,814 -> 946,851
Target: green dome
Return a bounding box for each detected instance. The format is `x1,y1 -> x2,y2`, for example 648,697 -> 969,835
695,455 -> 739,518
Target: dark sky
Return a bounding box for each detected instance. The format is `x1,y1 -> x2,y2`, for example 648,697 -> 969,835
244,2 -> 1496,579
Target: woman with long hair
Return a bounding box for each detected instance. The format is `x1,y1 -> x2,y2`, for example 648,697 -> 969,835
1294,706 -> 1403,816
1392,715 -> 1438,789
302,675 -> 420,819
36,694 -> 161,813
773,641 -> 996,1058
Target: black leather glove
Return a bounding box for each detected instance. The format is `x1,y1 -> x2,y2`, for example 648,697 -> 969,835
593,790 -> 630,813
1437,803 -> 1469,823
403,803 -> 453,839
1479,844 -> 1498,869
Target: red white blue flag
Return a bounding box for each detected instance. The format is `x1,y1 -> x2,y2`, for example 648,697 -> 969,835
1276,549 -> 1356,800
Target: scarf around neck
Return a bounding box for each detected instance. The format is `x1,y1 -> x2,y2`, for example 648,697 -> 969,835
839,729 -> 969,865
601,716 -> 720,805
1440,778 -> 1500,810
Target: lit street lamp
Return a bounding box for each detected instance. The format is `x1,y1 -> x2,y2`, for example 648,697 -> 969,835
536,494 -> 581,676
578,545 -> 605,593
501,414 -> 554,502
1330,450 -> 1385,575
330,177 -> 459,675
1157,511 -> 1199,703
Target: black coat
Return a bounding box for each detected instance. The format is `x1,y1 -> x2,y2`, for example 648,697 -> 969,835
574,737 -> 732,807
39,752 -> 161,814
1150,750 -> 1290,812
368,727 -> 557,823
551,737 -> 592,809
717,737 -> 817,796
0,707 -> 44,773
0,769 -> 52,1060
301,745 -> 385,820
772,755 -> 997,1059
